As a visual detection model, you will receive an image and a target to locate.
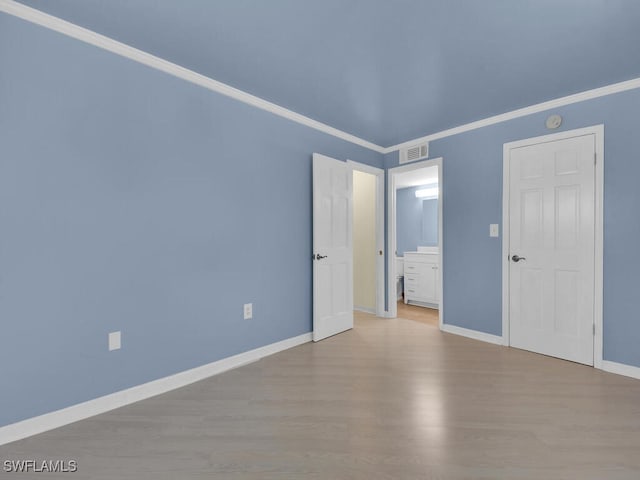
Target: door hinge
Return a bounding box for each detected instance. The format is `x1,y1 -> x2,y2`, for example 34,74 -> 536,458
593,324 -> 596,335
594,153 -> 597,165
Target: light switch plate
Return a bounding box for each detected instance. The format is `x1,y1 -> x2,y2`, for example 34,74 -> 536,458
490,224 -> 499,237
108,331 -> 121,351
243,303 -> 253,320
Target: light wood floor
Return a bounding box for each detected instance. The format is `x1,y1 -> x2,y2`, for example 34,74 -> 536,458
2,313 -> 640,479
396,300 -> 439,327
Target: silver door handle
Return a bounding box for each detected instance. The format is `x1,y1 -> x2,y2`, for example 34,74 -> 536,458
511,255 -> 526,262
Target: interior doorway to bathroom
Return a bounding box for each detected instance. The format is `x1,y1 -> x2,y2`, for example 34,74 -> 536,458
349,160 -> 385,317
388,158 -> 443,327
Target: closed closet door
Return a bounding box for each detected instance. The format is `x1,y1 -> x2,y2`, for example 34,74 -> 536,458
508,134 -> 595,365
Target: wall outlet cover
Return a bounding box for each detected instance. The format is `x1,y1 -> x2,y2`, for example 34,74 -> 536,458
490,224 -> 499,237
243,303 -> 253,320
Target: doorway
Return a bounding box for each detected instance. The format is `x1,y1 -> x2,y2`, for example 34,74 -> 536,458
312,154 -> 385,342
349,160 -> 385,317
387,158 -> 443,327
502,125 -> 604,366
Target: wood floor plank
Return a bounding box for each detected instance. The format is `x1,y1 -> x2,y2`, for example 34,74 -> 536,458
2,313 -> 640,479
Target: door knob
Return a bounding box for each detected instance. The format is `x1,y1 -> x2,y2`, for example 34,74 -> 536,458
511,255 -> 526,262
314,254 -> 327,260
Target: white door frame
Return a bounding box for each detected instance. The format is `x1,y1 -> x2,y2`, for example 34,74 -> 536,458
387,157 -> 444,328
347,160 -> 385,317
502,125 -> 604,368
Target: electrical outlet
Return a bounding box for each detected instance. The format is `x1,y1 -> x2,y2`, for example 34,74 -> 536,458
243,303 -> 253,320
108,331 -> 121,351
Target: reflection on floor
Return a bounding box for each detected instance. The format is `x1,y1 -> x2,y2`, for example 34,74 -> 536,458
397,300 -> 439,327
4,311 -> 640,478
354,302 -> 439,327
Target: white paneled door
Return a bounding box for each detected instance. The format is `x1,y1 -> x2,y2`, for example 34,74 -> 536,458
312,153 -> 353,342
509,134 -> 596,365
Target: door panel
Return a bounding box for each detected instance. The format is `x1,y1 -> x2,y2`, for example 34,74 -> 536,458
519,267 -> 543,331
313,153 -> 353,342
521,189 -> 543,248
509,134 -> 595,365
555,185 -> 580,249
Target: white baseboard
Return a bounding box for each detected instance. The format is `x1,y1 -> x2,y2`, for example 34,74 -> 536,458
0,332 -> 312,446
601,360 -> 640,381
405,300 -> 439,310
441,323 -> 504,346
354,306 -> 376,314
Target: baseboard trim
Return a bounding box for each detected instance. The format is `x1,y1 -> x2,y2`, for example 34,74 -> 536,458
405,300 -> 439,310
354,306 -> 376,314
601,360 -> 640,381
441,324 -> 504,346
0,332 -> 312,446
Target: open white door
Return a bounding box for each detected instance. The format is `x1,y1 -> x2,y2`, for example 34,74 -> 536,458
313,153 -> 353,342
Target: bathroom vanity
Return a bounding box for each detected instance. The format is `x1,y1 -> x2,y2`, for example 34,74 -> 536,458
403,248 -> 439,308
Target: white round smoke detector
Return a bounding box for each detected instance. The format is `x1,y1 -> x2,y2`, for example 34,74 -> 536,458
545,114 -> 562,129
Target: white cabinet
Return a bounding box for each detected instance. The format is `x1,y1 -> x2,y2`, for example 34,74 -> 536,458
403,252 -> 439,307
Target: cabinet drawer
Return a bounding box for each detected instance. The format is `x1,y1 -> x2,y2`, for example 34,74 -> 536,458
405,286 -> 420,297
406,263 -> 430,276
405,274 -> 419,285
404,263 -> 420,272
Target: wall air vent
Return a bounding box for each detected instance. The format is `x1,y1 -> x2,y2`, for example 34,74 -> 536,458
399,142 -> 429,164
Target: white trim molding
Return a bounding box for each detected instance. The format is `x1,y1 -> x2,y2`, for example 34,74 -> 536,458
441,324 -> 504,346
385,77 -> 640,154
353,306 -> 376,315
601,360 -> 640,381
0,332 -> 312,447
0,0 -> 385,154
502,125 -> 605,368
3,0 -> 640,155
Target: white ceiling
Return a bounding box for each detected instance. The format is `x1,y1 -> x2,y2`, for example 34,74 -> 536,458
394,166 -> 438,190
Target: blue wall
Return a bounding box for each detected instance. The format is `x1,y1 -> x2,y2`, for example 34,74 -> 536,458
4,7 -> 640,430
0,14 -> 382,427
386,88 -> 640,368
396,186 -> 438,255
422,199 -> 438,246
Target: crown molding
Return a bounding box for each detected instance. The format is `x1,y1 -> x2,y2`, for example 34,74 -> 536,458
0,0 -> 385,154
384,76 -> 640,153
3,0 -> 640,156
